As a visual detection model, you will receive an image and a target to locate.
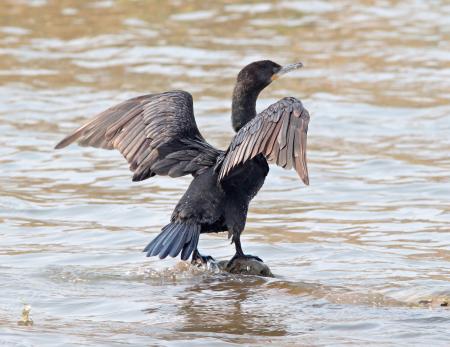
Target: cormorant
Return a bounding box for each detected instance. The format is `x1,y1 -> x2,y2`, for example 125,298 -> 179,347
55,60 -> 310,266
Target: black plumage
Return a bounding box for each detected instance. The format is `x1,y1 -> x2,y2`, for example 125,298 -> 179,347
55,60 -> 310,264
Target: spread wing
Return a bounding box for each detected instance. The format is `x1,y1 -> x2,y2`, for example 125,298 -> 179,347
55,90 -> 222,181
218,97 -> 309,185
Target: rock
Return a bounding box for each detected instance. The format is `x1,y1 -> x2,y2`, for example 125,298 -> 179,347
216,258 -> 274,277
418,298 -> 449,308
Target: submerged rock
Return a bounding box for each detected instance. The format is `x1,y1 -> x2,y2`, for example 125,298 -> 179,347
418,298 -> 449,308
216,258 -> 274,277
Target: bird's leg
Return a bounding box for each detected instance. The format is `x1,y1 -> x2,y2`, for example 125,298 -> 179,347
191,249 -> 215,266
228,233 -> 263,266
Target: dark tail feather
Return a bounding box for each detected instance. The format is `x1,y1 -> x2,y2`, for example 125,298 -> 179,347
143,224 -> 170,255
143,223 -> 201,260
181,226 -> 199,260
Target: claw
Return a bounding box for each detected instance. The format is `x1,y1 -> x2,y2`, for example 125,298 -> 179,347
191,251 -> 215,266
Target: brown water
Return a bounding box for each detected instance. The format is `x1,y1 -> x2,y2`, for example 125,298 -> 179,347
1,1 -> 449,346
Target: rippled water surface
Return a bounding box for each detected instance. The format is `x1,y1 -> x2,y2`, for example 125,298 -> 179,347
1,1 -> 450,346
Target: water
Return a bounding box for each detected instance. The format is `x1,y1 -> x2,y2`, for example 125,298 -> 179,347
1,0 -> 449,345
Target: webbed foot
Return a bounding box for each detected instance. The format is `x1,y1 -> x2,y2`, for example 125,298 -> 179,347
191,250 -> 215,266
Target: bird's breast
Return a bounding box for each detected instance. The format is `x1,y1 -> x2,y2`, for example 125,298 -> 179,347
221,155 -> 269,201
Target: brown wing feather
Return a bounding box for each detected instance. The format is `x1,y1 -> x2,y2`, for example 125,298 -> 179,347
55,90 -> 222,181
218,97 -> 309,185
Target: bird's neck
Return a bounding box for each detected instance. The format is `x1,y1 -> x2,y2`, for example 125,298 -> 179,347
231,82 -> 260,132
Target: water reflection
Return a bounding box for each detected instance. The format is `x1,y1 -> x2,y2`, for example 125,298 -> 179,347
177,276 -> 287,336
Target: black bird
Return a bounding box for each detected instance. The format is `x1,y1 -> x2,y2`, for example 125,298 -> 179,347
55,60 -> 310,265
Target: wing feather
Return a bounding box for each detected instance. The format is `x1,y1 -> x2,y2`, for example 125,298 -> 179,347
55,90 -> 223,181
218,97 -> 309,185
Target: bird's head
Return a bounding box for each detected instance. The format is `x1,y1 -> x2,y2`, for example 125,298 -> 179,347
236,60 -> 303,92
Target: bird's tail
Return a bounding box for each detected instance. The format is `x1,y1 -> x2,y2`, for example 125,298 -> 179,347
143,222 -> 200,260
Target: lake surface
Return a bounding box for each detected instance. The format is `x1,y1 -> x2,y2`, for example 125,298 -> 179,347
1,0 -> 449,346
